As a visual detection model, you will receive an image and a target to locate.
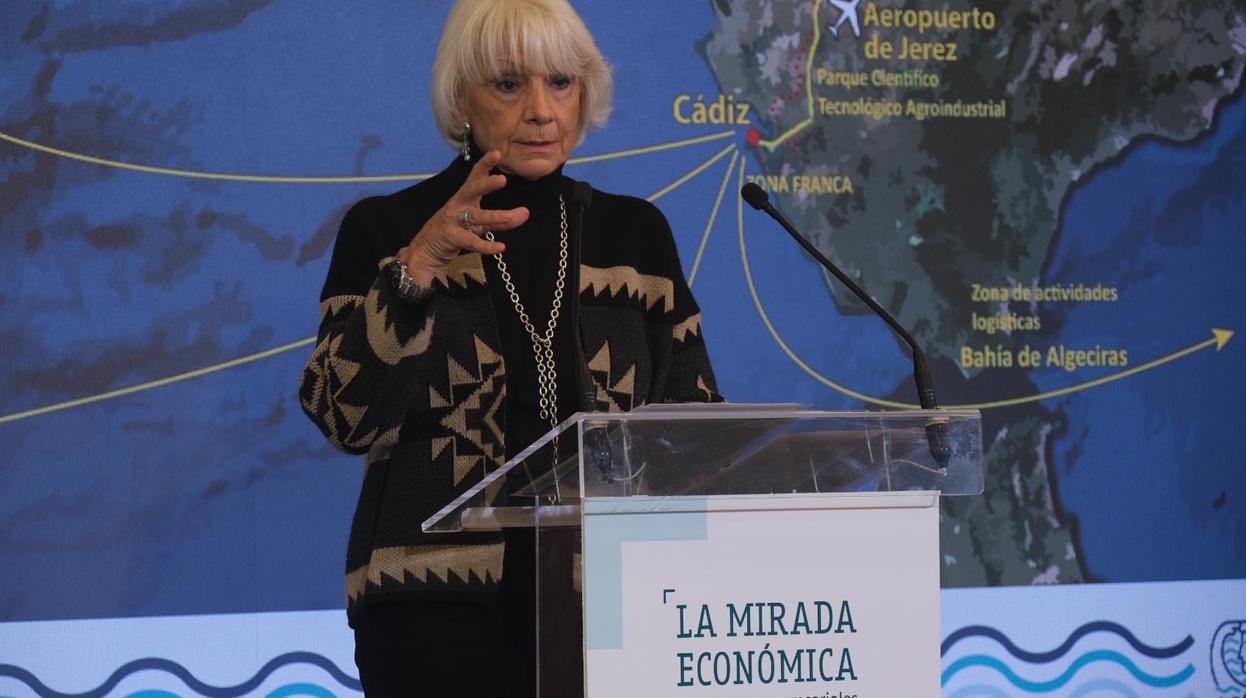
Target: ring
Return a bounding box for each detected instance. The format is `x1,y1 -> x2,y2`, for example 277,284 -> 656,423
458,208 -> 473,229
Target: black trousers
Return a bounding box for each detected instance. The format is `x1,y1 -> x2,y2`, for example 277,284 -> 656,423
354,592 -> 505,696
353,530 -> 545,697
353,528 -> 584,696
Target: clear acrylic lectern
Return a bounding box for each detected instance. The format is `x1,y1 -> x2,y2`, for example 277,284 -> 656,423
424,405 -> 983,697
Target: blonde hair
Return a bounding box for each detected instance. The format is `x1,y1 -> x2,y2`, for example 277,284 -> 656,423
431,0 -> 613,149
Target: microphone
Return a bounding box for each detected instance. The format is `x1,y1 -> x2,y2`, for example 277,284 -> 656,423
570,181 -> 595,414
741,182 -> 951,470
568,181 -> 614,479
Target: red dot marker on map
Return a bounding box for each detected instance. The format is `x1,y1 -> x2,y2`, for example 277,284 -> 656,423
746,127 -> 761,147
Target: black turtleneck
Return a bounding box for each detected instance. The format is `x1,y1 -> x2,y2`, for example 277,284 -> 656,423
477,160 -> 580,463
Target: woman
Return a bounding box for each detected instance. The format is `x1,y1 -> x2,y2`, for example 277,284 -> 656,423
299,0 -> 721,693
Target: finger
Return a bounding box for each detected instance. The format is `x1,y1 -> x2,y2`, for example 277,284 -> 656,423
461,206 -> 529,232
458,151 -> 507,200
452,229 -> 505,255
460,172 -> 508,202
476,148 -> 502,170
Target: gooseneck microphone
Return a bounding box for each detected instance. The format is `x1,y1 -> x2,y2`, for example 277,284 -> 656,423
569,180 -> 614,479
740,182 -> 951,470
569,180 -> 595,414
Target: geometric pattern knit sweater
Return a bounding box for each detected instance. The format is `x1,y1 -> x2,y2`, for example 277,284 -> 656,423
298,155 -> 722,624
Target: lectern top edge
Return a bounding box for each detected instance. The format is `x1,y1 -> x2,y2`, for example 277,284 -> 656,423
422,405 -> 984,534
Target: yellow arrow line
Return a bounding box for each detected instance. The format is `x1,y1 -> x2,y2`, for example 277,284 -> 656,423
0,129 -> 737,184
5,188 -> 1231,425
737,174 -> 1234,409
689,148 -> 740,287
959,329 -> 1233,410
0,336 -> 316,426
758,0 -> 822,151
647,142 -> 737,202
737,159 -> 914,408
0,131 -> 434,184
0,129 -> 744,425
569,130 -> 736,165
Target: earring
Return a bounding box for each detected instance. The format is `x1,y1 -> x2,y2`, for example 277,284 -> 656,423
461,122 -> 471,162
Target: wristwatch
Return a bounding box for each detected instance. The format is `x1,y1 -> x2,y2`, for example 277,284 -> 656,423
384,257 -> 434,302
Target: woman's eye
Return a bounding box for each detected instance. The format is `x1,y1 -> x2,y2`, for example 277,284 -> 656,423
550,74 -> 574,90
494,77 -> 521,92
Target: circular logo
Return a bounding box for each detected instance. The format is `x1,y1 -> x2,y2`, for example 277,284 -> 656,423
1213,621 -> 1246,694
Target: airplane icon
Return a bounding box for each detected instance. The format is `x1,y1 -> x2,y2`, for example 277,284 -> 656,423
826,0 -> 861,38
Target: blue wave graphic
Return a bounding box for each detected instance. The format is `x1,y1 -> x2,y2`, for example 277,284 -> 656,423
942,621 -> 1194,662
1067,678 -> 1144,697
941,650 -> 1194,691
114,685 -> 340,698
948,681 -> 1146,698
264,684 -> 338,698
0,652 -> 361,698
947,683 -> 1016,698
115,686 -> 339,698
953,677 -> 1180,698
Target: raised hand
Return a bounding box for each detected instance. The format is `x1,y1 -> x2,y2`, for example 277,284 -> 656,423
399,150 -> 530,286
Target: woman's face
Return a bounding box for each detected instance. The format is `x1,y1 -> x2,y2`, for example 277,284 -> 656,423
463,63 -> 581,180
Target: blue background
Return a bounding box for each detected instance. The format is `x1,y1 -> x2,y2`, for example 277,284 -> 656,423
0,0 -> 1242,625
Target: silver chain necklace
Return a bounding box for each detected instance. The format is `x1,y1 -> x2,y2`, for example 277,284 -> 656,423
484,195 -> 569,432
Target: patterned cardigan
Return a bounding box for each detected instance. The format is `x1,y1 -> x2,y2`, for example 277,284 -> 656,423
299,156 -> 722,622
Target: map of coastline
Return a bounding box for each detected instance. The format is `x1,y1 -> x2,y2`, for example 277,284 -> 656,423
704,0 -> 1245,585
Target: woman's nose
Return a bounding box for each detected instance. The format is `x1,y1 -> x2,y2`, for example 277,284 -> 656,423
524,82 -> 554,123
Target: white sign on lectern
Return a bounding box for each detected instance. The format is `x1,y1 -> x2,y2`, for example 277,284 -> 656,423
583,492 -> 939,696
